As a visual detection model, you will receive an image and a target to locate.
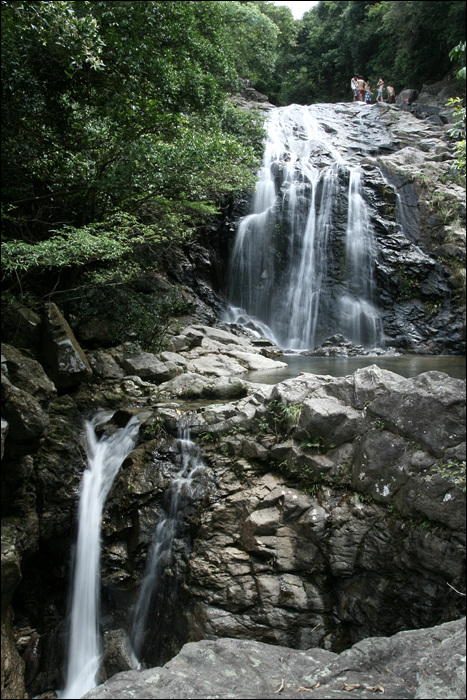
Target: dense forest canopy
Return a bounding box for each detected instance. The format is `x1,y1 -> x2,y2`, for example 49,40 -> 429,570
1,0 -> 465,328
263,0 -> 466,105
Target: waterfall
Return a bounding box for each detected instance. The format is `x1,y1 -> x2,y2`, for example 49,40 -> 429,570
130,419 -> 206,665
226,104 -> 383,351
338,168 -> 383,347
60,413 -> 140,700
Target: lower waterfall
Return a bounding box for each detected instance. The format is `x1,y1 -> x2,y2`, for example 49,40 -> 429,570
60,413 -> 140,699
130,419 -> 207,665
226,103 -> 384,351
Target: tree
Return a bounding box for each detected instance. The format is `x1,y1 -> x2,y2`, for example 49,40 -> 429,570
1,1 -> 264,298
275,0 -> 466,104
446,42 -> 466,176
221,1 -> 279,88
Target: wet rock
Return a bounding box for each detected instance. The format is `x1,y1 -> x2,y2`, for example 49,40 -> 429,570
156,373 -> 248,401
1,533 -> 23,615
33,395 -> 86,540
309,334 -> 369,357
1,418 -> 8,460
41,303 -> 92,389
102,629 -> 137,681
22,631 -> 41,689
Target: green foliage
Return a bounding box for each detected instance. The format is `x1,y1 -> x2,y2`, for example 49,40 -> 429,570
432,460 -> 466,492
275,457 -> 328,493
449,41 -> 467,80
2,222 -> 133,275
258,400 -> 302,437
67,283 -> 191,352
299,433 -> 335,452
355,492 -> 373,504
397,269 -> 421,302
446,42 -> 466,175
372,418 -> 386,431
196,432 -> 219,444
141,415 -> 166,440
275,1 -> 466,105
222,1 -> 279,86
2,0 -> 466,322
1,0 -> 264,309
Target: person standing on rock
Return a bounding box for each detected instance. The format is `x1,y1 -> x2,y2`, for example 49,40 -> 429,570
387,85 -> 396,103
351,75 -> 358,101
377,77 -> 385,102
365,80 -> 373,104
356,76 -> 366,102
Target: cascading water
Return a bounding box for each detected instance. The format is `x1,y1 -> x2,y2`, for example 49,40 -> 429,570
338,169 -> 383,347
60,413 -> 140,700
130,418 -> 207,665
226,104 -> 383,351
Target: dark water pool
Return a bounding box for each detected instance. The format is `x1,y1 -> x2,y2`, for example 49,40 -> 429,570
245,355 -> 466,384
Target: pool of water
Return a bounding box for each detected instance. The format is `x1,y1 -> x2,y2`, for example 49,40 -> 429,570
245,355 -> 466,384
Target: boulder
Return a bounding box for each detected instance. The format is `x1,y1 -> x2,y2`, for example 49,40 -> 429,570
1,344 -> 56,406
83,618 -> 466,699
366,371 -> 465,457
225,350 -> 287,372
1,374 -> 50,457
41,303 -> 92,389
120,352 -> 182,382
156,373 -> 248,401
396,88 -> 419,105
87,351 -> 125,379
295,397 -> 365,449
188,354 -> 248,377
102,629 -> 138,680
1,300 -> 42,349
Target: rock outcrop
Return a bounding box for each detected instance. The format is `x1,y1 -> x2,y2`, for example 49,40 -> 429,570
1,311 -> 465,699
83,617 -> 466,699
41,302 -> 93,389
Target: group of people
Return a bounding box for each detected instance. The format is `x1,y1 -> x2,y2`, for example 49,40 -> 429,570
351,75 -> 395,104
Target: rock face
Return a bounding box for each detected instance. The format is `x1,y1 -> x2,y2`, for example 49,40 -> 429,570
83,617 -> 466,699
222,98 -> 465,355
41,302 -> 93,389
175,367 -> 465,656
362,104 -> 465,355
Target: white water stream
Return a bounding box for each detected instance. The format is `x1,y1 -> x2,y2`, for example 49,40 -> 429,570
226,104 -> 383,350
130,421 -> 206,664
60,413 -> 140,699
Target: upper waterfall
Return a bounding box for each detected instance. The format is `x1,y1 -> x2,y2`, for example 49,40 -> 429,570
226,103 -> 385,351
